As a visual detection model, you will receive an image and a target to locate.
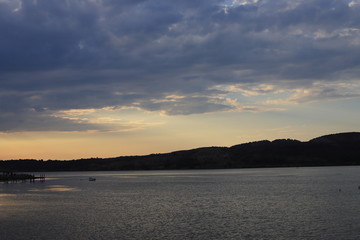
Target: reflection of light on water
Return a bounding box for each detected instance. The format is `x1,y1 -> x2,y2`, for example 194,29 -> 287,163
29,185 -> 77,192
0,193 -> 16,197
0,193 -> 26,207
114,176 -> 139,179
0,194 -> 14,206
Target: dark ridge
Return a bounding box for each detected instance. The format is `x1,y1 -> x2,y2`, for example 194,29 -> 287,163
1,132 -> 360,172
310,132 -> 360,144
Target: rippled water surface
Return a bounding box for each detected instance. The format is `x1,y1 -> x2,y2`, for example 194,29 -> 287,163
1,167 -> 360,239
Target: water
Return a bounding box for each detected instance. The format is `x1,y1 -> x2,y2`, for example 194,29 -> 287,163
1,166 -> 360,240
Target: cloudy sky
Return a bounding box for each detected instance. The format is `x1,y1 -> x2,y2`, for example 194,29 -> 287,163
1,0 -> 360,160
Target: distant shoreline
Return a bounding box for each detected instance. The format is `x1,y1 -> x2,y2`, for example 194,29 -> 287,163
1,132 -> 360,172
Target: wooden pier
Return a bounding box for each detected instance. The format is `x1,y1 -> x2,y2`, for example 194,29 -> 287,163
0,172 -> 45,183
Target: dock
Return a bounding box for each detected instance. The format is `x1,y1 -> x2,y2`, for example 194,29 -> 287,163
0,172 -> 45,183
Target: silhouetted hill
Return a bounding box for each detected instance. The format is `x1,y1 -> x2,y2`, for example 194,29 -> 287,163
310,132 -> 360,145
1,132 -> 360,172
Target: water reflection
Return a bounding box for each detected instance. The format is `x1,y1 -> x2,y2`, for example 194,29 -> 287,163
0,193 -> 16,197
0,167 -> 359,240
28,185 -> 77,192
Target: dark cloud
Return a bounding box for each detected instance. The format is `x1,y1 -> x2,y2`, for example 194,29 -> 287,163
1,0 -> 360,131
0,91 -> 97,132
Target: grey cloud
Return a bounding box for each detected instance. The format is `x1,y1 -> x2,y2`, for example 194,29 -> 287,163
0,90 -> 100,132
291,86 -> 360,104
0,0 -> 103,71
0,110 -> 95,132
1,0 -> 360,131
138,96 -> 233,115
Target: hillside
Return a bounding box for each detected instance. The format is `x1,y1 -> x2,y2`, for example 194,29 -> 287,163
1,132 -> 360,172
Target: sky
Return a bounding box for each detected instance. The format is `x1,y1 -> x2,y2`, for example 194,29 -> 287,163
1,0 -> 360,160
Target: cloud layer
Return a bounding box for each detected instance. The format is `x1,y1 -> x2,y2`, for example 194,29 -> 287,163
1,0 -> 360,132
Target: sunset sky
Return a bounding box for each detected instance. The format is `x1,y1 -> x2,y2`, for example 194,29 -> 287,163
1,0 -> 360,160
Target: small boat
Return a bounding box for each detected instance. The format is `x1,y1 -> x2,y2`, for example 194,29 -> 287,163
88,177 -> 96,181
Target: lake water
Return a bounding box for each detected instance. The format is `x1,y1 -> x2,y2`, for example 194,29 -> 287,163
1,166 -> 360,240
